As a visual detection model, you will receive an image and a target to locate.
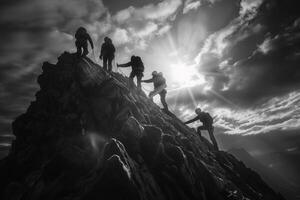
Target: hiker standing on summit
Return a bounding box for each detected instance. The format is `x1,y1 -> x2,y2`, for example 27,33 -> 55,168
142,71 -> 169,111
185,108 -> 219,150
117,55 -> 144,89
75,27 -> 94,57
100,37 -> 115,72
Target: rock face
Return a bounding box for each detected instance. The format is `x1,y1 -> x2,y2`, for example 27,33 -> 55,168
0,53 -> 285,200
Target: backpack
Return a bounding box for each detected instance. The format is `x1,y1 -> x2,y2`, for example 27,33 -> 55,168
75,27 -> 87,40
132,56 -> 144,72
204,112 -> 213,125
154,73 -> 166,87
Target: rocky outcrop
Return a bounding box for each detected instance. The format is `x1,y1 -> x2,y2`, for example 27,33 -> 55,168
0,52 -> 285,200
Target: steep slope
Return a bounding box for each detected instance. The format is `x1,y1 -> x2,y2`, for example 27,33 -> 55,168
0,52 -> 285,200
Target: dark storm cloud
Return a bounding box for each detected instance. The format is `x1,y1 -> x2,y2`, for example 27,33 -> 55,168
214,0 -> 300,106
166,0 -> 300,135
0,0 -> 107,136
173,0 -> 300,108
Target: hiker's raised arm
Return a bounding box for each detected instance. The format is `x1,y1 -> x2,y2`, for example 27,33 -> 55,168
142,78 -> 154,83
184,116 -> 199,124
117,62 -> 131,68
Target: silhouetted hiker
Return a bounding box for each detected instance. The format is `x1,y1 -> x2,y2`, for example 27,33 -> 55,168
100,37 -> 115,72
75,27 -> 94,57
185,108 -> 219,150
142,71 -> 169,111
117,55 -> 144,89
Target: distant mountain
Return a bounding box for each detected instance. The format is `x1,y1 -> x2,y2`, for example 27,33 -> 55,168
228,148 -> 300,200
256,150 -> 300,187
0,52 -> 285,200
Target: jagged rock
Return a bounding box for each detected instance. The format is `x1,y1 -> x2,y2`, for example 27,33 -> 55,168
0,52 -> 285,200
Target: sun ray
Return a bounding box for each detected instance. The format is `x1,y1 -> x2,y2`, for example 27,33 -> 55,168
208,89 -> 239,109
187,87 -> 198,108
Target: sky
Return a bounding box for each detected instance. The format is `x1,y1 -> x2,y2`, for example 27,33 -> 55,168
0,0 -> 300,157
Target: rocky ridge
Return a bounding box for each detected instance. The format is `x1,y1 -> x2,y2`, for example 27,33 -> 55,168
0,52 -> 285,200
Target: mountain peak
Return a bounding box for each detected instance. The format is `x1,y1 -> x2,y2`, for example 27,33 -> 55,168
0,53 -> 285,200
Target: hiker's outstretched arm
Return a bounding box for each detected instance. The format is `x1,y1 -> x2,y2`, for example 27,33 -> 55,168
118,62 -> 131,68
184,116 -> 199,124
142,78 -> 153,83
87,35 -> 94,49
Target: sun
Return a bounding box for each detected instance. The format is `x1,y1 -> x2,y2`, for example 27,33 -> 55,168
170,61 -> 205,88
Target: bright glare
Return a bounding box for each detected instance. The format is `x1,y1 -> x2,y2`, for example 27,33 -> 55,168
171,61 -> 205,88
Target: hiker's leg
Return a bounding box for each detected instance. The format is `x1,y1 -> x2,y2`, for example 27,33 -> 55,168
103,57 -> 108,71
208,126 -> 219,150
82,42 -> 89,57
129,72 -> 135,88
159,91 -> 168,110
137,74 -> 142,89
148,91 -> 154,100
197,126 -> 205,137
108,57 -> 113,72
76,41 -> 82,57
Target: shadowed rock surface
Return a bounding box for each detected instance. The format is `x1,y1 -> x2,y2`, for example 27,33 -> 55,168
0,52 -> 285,200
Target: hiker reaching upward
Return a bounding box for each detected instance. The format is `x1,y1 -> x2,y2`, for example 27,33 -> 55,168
142,71 -> 169,111
100,37 -> 115,72
185,108 -> 219,150
117,55 -> 144,89
75,27 -> 94,57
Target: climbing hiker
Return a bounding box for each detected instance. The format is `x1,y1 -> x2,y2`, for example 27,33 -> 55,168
117,55 -> 144,89
100,37 -> 115,72
141,71 -> 169,111
75,27 -> 94,57
184,108 -> 219,150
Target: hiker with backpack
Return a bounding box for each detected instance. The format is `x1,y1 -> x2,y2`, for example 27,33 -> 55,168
117,55 -> 144,89
100,37 -> 115,72
185,108 -> 219,150
75,27 -> 94,57
141,71 -> 169,111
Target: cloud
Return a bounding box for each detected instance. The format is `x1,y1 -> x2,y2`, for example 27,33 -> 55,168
165,0 -> 300,137
214,92 -> 300,135
239,0 -> 263,16
0,0 -> 108,136
157,24 -> 172,35
114,0 -> 182,23
110,0 -> 183,50
183,0 -> 202,14
110,28 -> 130,46
131,22 -> 158,38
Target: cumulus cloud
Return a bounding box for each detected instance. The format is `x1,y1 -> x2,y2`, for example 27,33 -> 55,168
214,92 -> 300,135
183,0 -> 202,14
114,0 -> 182,22
111,0 -> 183,50
110,28 -> 130,46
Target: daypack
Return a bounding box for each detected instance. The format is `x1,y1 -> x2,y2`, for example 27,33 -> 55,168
102,42 -> 115,56
204,112 -> 213,125
198,112 -> 213,125
132,56 -> 144,72
153,74 -> 166,88
75,27 -> 87,40
106,43 -> 115,54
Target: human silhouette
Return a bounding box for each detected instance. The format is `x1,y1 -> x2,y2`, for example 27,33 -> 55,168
100,37 -> 115,72
142,71 -> 169,111
117,55 -> 144,89
185,108 -> 219,150
75,27 -> 94,57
